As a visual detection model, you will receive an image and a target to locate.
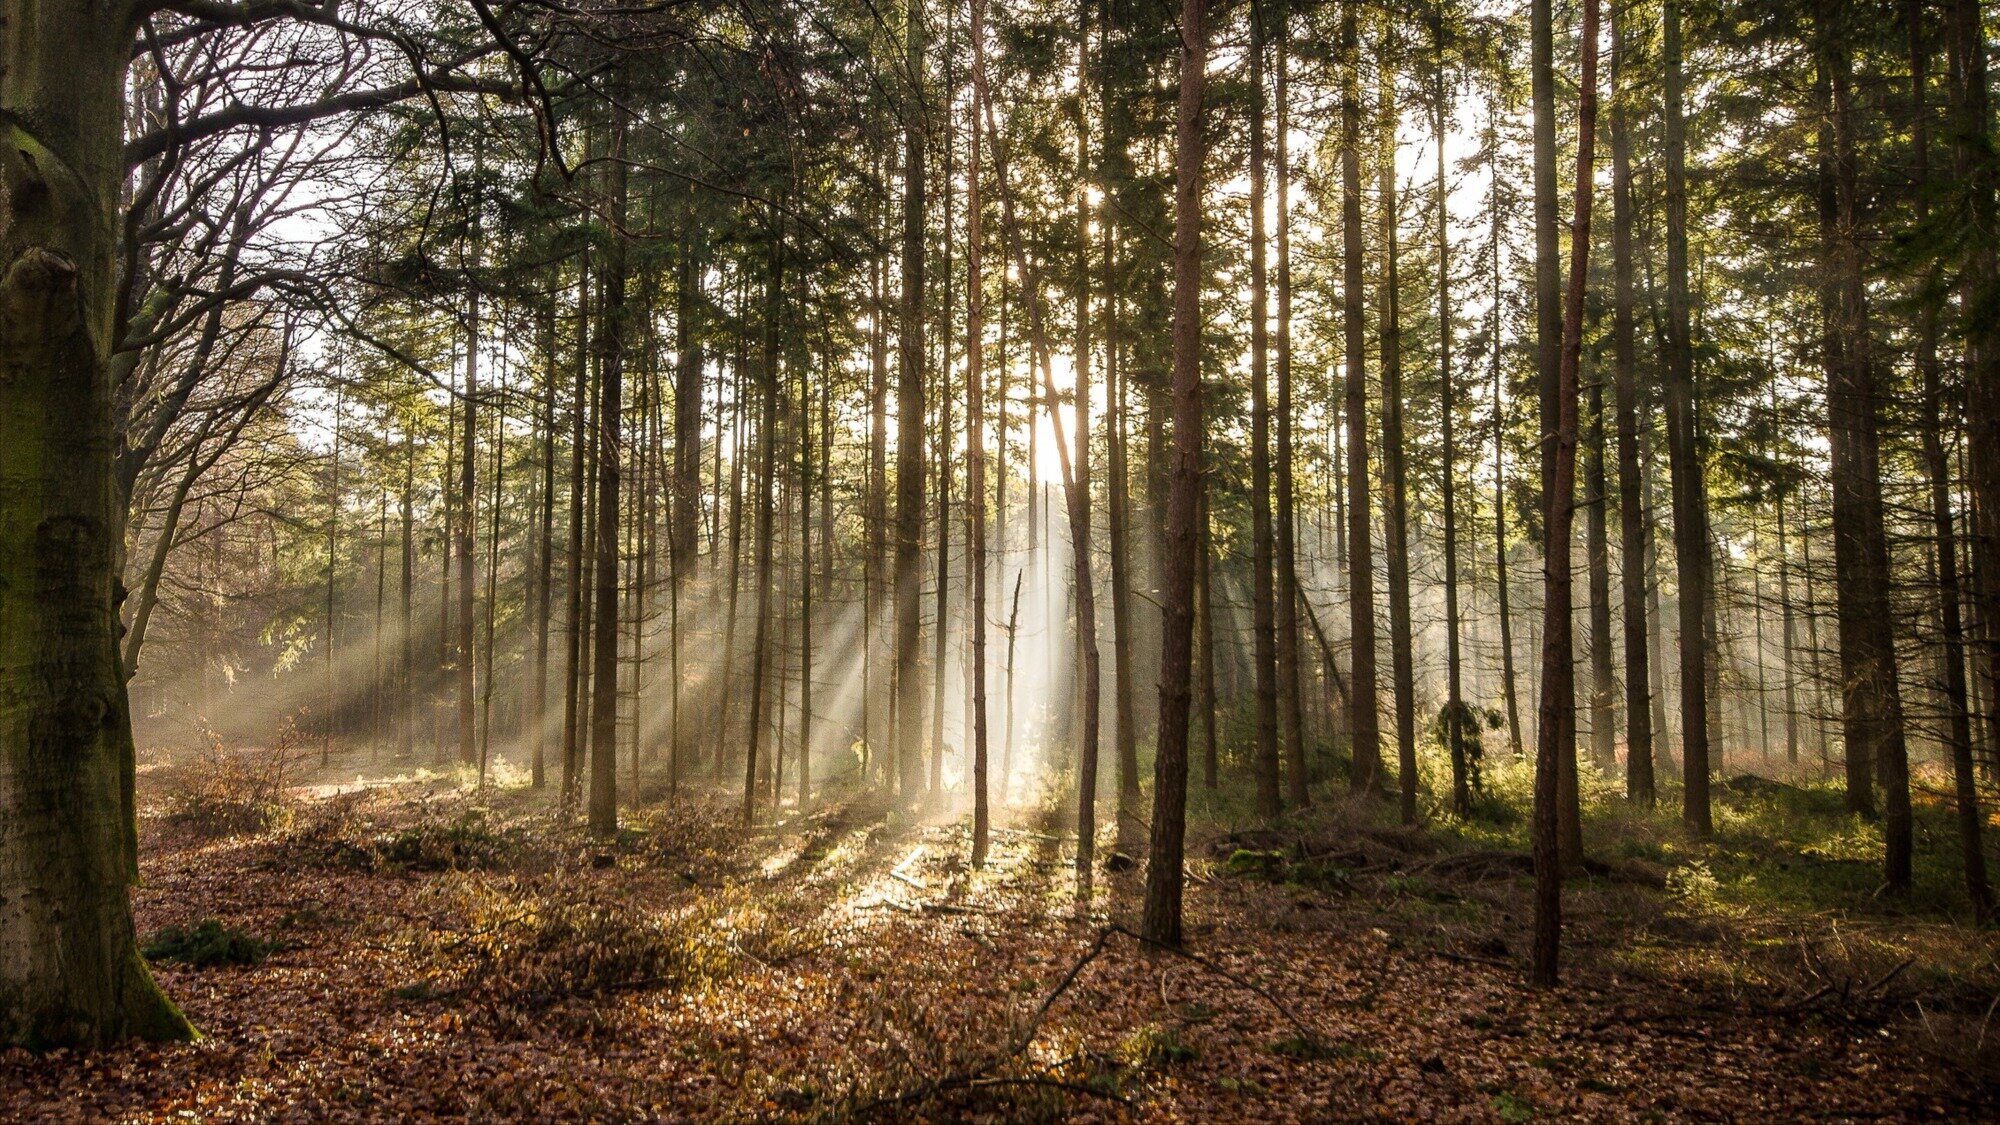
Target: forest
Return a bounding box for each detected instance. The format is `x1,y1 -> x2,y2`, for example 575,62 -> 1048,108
3,0 -> 1999,1117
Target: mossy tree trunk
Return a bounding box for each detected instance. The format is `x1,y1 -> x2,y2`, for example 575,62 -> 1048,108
1,0 -> 194,1048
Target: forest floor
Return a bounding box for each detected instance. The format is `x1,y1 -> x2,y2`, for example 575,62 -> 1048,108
5,748 -> 1999,1122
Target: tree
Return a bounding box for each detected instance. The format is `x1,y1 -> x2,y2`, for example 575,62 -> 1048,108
894,0 -> 929,805
589,101 -> 631,840
1248,0 -> 1282,821
1341,0 -> 1384,799
0,1 -> 197,1049
1821,17 -> 1911,892
967,0 -> 992,868
1661,0 -> 1713,836
1142,0 -> 1209,950
1608,0 -> 1654,807
1532,0 -> 1599,988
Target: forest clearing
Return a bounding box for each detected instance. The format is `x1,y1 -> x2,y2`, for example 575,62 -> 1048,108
3,753 -> 1994,1121
6,0 -> 2000,1117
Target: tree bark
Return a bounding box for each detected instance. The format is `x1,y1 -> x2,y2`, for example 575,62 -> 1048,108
1609,2 -> 1654,806
1663,0 -> 1713,835
1341,2 -> 1384,797
1488,105 -> 1525,762
1945,0 -> 1996,917
1434,19 -> 1469,820
0,0 -> 194,1046
895,0 -> 930,804
458,288 -> 479,768
533,305 -> 557,788
1248,0 -> 1282,821
588,103 -> 630,839
563,254 -> 591,806
1274,17 -> 1308,810
1823,24 -> 1912,891
1378,57 -> 1418,825
1532,0 -> 1598,989
968,0 -> 991,865
744,231 -> 783,826
1143,0 -> 1208,949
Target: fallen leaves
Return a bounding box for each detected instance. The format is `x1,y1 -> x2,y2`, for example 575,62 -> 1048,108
0,778 -> 1990,1122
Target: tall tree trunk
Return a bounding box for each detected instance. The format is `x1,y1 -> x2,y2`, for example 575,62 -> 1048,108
868,174 -> 890,785
401,424 -> 416,762
798,329 -> 815,814
325,390 -> 342,765
1248,0 -> 1282,820
1341,1 -> 1384,797
1434,18 -> 1469,820
1532,0 -> 1598,989
0,2 -> 194,1045
1609,1 -> 1654,806
563,255 -> 591,806
1529,0 -> 1582,869
1378,56 -> 1418,825
895,0 -> 930,803
968,0 -> 992,864
930,313 -> 952,797
1274,17 -> 1309,809
1065,0 -> 1101,890
588,104 -> 630,839
1100,0 -> 1140,815
1663,0 -> 1713,835
1489,106 -> 1526,761
1142,0 -> 1209,949
744,233 -> 783,825
1950,0 -> 2000,785
533,306 -> 557,788
1198,487 -> 1220,789
1586,377 -> 1615,774
715,350 -> 748,780
1929,0 -> 1992,920
458,288 -> 479,768
672,218 -> 704,777
478,392 -> 504,787
1823,24 -> 1912,892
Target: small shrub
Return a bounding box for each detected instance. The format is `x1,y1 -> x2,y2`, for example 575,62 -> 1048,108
143,918 -> 274,968
1664,860 -> 1726,915
160,723 -> 305,837
378,810 -> 520,871
1121,1023 -> 1198,1066
441,888 -> 734,1018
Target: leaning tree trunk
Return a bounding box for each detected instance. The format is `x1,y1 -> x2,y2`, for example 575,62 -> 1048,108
0,0 -> 194,1047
